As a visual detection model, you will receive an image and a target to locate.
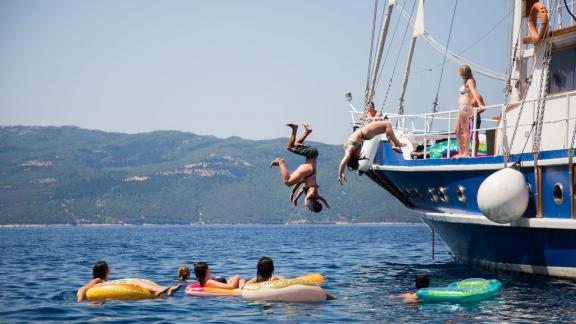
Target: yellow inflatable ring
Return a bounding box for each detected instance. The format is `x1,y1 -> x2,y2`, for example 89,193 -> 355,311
86,279 -> 159,301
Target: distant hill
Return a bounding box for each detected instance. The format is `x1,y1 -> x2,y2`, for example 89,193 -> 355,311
0,126 -> 420,225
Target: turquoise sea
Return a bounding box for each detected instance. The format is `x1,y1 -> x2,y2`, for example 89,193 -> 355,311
1,224 -> 575,322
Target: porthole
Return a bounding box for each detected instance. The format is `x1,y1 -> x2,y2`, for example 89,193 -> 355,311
427,188 -> 438,202
553,183 -> 563,205
457,185 -> 466,204
412,188 -> 423,200
403,189 -> 411,197
439,187 -> 449,203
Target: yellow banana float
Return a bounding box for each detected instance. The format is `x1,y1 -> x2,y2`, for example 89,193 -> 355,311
86,279 -> 159,301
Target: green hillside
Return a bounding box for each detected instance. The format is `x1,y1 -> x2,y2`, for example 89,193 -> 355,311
0,126 -> 419,224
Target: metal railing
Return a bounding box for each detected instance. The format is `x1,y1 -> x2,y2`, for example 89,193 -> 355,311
547,0 -> 576,30
350,91 -> 576,160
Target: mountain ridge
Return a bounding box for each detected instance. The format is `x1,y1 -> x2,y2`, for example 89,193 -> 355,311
0,125 -> 420,225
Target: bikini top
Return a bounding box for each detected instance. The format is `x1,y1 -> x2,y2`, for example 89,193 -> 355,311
459,85 -> 467,95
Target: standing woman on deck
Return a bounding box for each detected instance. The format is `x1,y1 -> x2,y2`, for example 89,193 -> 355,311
454,65 -> 485,158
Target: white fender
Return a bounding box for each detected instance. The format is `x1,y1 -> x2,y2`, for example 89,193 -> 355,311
477,168 -> 529,224
358,135 -> 383,172
358,132 -> 412,172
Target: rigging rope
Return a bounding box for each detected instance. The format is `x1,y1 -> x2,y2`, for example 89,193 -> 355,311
381,0 -> 417,110
565,0 -> 576,21
395,1 -> 507,81
410,10 -> 511,75
374,0 -> 406,108
429,0 -> 458,130
365,0 -> 380,103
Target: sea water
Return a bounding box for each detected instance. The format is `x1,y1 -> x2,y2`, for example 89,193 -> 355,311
1,224 -> 574,322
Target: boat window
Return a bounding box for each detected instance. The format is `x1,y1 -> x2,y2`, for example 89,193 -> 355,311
549,47 -> 576,94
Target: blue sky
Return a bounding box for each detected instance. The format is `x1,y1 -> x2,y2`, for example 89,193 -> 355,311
0,0 -> 513,144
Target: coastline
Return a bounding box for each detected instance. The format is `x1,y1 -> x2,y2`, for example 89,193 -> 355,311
0,221 -> 421,228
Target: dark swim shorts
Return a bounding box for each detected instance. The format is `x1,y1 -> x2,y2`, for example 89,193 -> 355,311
291,144 -> 319,159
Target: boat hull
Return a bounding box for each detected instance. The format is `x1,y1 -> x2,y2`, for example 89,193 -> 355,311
422,212 -> 576,278
369,143 -> 576,278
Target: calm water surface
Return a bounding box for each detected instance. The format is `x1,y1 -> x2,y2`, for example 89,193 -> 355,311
1,224 -> 574,322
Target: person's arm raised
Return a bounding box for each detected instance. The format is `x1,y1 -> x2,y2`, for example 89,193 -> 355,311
338,150 -> 352,185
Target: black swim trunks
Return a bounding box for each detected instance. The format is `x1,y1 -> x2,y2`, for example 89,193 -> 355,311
291,144 -> 319,159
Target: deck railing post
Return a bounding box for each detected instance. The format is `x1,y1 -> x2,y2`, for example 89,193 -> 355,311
424,115 -> 428,159
472,110 -> 478,157
447,111 -> 452,159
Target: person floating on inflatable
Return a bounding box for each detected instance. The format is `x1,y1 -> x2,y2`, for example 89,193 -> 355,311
77,261 -> 181,302
338,120 -> 406,185
193,262 -> 245,289
271,123 -> 330,213
245,256 -> 286,285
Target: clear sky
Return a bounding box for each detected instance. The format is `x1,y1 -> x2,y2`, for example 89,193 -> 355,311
0,0 -> 513,144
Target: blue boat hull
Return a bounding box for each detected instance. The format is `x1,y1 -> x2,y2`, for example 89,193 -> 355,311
421,213 -> 576,278
368,143 -> 576,278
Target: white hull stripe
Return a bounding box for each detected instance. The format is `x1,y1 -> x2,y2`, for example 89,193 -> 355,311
423,212 -> 576,230
372,157 -> 568,172
458,255 -> 576,279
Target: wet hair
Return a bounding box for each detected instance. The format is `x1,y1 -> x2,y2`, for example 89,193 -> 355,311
256,257 -> 275,282
178,264 -> 190,282
93,260 -> 109,279
460,64 -> 473,82
367,101 -> 375,110
347,154 -> 360,171
194,262 -> 209,287
310,199 -> 323,213
415,274 -> 430,289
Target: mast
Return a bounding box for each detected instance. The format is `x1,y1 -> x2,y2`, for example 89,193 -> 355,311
397,0 -> 425,115
366,0 -> 397,106
509,0 -> 524,102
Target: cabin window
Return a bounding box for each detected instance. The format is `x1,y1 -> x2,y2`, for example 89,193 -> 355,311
549,47 -> 576,94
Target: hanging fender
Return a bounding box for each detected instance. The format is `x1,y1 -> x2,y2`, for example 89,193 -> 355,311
528,2 -> 549,44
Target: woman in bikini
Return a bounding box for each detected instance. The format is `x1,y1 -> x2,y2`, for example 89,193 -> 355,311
454,65 -> 485,158
270,123 -> 329,213
338,120 -> 405,185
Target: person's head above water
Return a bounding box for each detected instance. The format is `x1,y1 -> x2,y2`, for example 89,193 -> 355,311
93,260 -> 109,280
256,257 -> 275,282
305,198 -> 323,213
194,262 -> 211,286
178,264 -> 190,282
415,274 -> 430,290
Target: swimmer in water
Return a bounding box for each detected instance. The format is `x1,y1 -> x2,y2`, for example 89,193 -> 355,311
245,256 -> 286,284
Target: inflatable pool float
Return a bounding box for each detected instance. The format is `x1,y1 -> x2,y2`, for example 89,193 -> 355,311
185,273 -> 324,297
86,279 -> 158,301
241,276 -> 328,302
416,278 -> 501,303
185,285 -> 241,296
427,139 -> 487,159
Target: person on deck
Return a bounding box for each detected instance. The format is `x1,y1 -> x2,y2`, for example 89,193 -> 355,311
454,64 -> 485,158
362,101 -> 383,122
338,120 -> 406,185
270,123 -> 330,213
